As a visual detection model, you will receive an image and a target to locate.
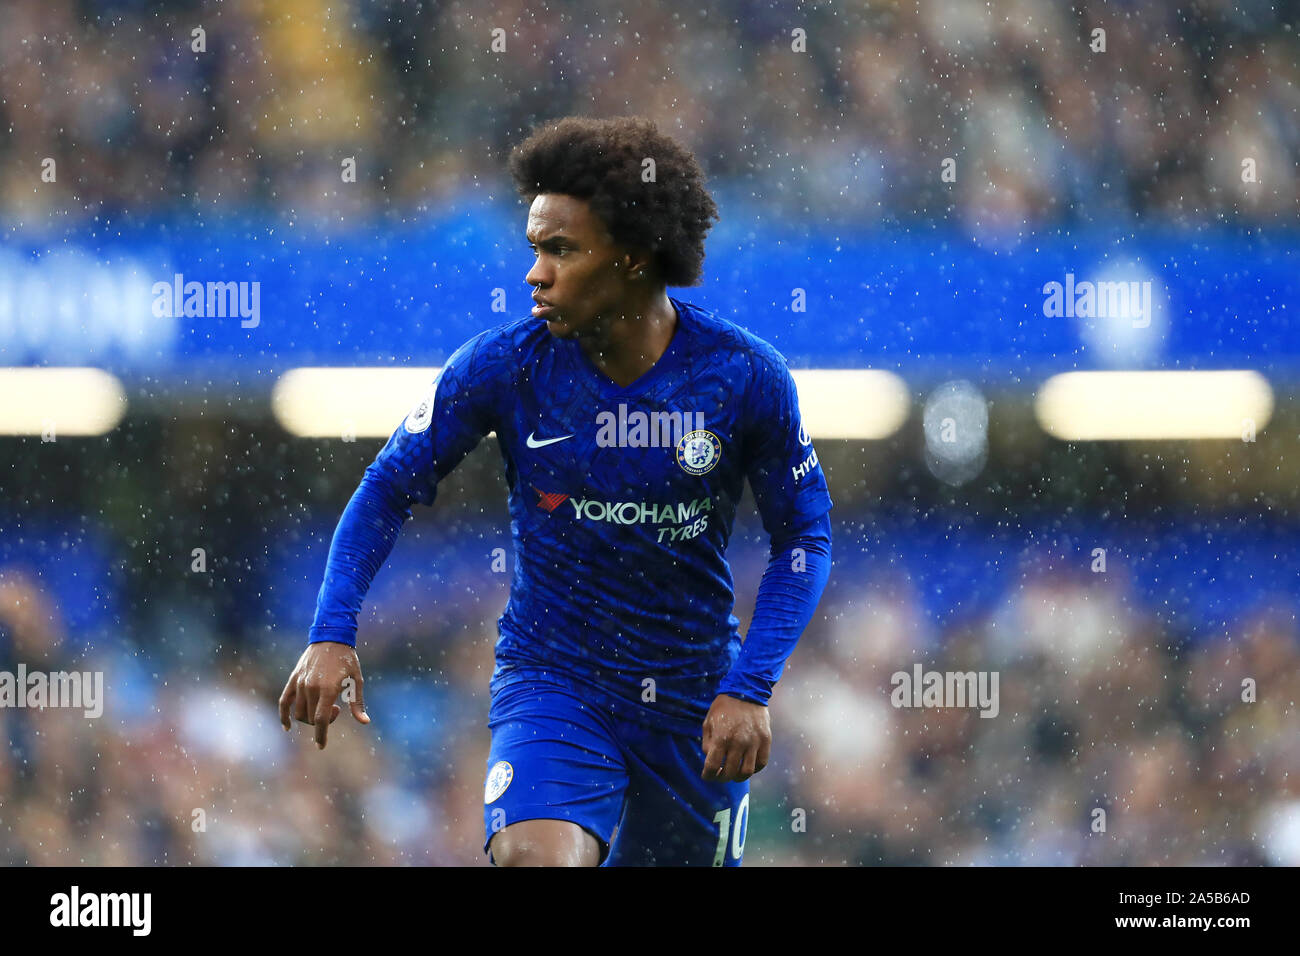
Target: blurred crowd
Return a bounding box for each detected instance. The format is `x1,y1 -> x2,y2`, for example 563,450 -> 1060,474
2,544 -> 1297,866
1,0 -> 1298,227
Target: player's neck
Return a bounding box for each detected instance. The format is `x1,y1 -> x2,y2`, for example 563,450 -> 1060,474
578,291 -> 678,388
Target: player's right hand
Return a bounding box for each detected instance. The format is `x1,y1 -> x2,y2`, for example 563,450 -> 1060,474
279,640 -> 370,750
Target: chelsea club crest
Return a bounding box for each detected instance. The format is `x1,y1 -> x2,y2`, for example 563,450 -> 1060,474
676,429 -> 722,475
484,760 -> 514,804
403,377 -> 438,434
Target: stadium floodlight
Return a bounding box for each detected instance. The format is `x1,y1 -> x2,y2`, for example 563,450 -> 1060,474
789,369 -> 910,439
272,367 -> 442,439
274,366 -> 910,440
1034,370 -> 1274,440
0,367 -> 127,436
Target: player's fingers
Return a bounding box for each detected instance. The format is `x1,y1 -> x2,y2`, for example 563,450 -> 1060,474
278,676 -> 297,730
292,676 -> 312,724
736,742 -> 759,781
313,686 -> 339,749
348,671 -> 370,724
701,739 -> 726,780
720,741 -> 745,782
755,734 -> 772,774
301,675 -> 322,724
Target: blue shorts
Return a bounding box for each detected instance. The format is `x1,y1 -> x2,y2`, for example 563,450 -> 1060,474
482,676 -> 751,866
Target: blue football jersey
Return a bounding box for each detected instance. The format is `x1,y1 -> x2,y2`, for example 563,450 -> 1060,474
318,297 -> 833,734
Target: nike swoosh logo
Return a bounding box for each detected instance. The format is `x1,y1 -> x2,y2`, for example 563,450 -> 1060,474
526,431 -> 574,448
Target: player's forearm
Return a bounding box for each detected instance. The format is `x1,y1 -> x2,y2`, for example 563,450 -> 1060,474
716,510 -> 831,705
307,467 -> 416,646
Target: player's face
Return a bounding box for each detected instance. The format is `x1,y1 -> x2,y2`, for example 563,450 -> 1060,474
524,193 -> 640,338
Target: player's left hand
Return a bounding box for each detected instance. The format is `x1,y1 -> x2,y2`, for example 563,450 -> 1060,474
701,694 -> 771,782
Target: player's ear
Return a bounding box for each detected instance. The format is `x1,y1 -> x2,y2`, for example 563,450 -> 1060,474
625,249 -> 652,281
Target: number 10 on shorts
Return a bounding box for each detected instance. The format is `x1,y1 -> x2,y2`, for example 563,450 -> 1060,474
712,794 -> 750,866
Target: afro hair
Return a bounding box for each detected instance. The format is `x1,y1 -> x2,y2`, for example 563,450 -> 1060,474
507,116 -> 720,287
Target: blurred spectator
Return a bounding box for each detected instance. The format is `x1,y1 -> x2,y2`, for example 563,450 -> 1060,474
2,0 -> 1297,227
3,525 -> 1296,864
